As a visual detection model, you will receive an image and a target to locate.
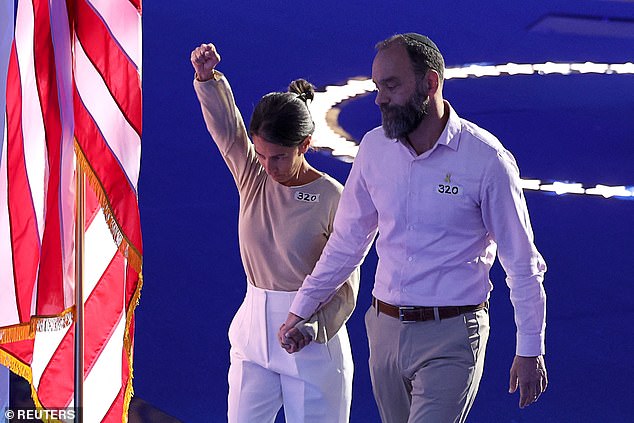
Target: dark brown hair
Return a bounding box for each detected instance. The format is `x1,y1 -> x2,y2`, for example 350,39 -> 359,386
249,79 -> 315,147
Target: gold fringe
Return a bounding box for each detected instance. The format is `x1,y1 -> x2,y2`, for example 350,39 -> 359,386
34,307 -> 75,332
0,349 -> 32,381
1,289 -> 139,423
74,140 -> 143,273
75,139 -> 145,421
2,141 -> 144,422
1,139 -> 137,419
1,309 -> 74,422
122,272 -> 143,423
74,138 -> 145,420
0,352 -> 61,422
0,322 -> 34,343
1,293 -> 137,423
0,307 -> 75,345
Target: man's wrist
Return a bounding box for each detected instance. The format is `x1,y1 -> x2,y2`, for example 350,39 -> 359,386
287,312 -> 303,326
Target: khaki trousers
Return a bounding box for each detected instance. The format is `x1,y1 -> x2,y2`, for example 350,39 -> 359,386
364,304 -> 489,423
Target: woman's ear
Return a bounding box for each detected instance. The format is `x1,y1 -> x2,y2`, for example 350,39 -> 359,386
299,135 -> 312,154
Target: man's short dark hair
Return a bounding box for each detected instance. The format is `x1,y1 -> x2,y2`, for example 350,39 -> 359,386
375,33 -> 445,82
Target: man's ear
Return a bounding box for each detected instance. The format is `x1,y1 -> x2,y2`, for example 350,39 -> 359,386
424,69 -> 441,95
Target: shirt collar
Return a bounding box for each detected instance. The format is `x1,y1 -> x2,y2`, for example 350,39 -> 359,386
436,101 -> 461,151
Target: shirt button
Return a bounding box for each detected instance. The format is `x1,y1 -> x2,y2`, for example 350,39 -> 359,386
407,256 -> 413,262
408,225 -> 415,230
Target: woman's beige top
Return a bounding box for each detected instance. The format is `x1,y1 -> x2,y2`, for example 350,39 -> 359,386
193,73 -> 359,343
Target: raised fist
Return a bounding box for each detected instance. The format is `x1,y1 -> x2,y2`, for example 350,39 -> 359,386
191,43 -> 221,81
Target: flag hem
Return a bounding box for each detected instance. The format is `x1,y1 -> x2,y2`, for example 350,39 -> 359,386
74,140 -> 142,273
0,307 -> 75,344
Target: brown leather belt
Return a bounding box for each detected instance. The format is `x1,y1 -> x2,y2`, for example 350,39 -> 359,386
372,296 -> 488,322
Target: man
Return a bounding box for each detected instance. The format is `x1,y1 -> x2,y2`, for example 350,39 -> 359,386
279,33 -> 548,422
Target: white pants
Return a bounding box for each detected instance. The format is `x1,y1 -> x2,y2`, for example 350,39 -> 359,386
227,283 -> 353,423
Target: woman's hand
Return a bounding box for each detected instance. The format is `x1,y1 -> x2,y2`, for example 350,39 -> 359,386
190,43 -> 221,81
278,313 -> 312,354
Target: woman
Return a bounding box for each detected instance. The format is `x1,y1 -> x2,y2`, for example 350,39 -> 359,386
191,43 -> 358,423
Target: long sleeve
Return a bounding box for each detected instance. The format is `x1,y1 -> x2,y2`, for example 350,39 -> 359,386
297,177 -> 363,343
193,75 -> 261,191
298,268 -> 359,343
290,139 -> 379,319
481,148 -> 547,356
195,75 -> 360,343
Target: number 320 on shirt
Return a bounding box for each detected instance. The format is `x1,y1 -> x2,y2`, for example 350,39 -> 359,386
294,192 -> 320,203
437,184 -> 463,195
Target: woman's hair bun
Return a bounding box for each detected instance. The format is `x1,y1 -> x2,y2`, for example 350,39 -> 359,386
288,79 -> 315,102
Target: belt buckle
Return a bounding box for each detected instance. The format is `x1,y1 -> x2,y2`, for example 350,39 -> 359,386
398,306 -> 417,323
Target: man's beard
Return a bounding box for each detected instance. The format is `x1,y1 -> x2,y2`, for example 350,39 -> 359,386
380,84 -> 429,139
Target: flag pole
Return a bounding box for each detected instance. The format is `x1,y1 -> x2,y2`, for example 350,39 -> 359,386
74,155 -> 84,423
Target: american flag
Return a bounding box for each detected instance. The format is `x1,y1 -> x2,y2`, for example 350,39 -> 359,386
0,0 -> 143,421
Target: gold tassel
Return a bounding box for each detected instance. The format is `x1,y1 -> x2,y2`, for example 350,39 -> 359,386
0,350 -> 32,382
1,140 -> 142,421
0,307 -> 75,345
73,138 -> 145,422
34,307 -> 75,332
122,272 -> 143,422
0,323 -> 34,344
74,140 -> 143,273
0,309 -> 75,422
0,352 -> 61,422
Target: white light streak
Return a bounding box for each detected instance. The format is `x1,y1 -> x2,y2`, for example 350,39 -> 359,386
540,182 -> 585,195
444,68 -> 471,79
570,62 -> 609,74
610,62 -> 634,74
460,64 -> 502,77
533,62 -> 572,75
497,63 -> 535,75
308,60 -> 633,199
585,185 -> 634,198
519,179 -> 542,190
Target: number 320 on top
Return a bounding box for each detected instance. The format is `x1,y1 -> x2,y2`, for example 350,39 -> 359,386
437,184 -> 462,195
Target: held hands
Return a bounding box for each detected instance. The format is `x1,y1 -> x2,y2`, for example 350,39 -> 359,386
278,313 -> 313,354
509,355 -> 548,408
190,43 -> 221,81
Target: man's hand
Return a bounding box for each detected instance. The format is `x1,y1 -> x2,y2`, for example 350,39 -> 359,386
509,355 -> 548,408
190,43 -> 221,81
278,313 -> 312,354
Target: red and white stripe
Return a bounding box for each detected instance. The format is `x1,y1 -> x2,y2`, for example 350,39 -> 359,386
0,0 -> 143,421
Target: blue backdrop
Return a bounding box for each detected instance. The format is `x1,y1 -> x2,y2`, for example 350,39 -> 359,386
135,1 -> 634,421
